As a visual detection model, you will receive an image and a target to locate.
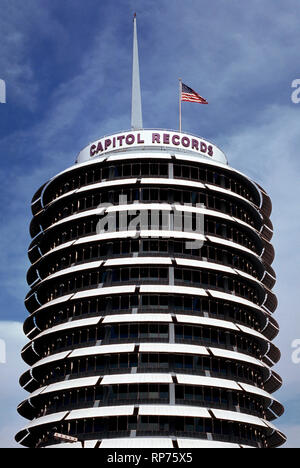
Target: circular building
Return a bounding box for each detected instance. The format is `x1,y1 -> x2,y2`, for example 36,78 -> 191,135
16,129 -> 286,448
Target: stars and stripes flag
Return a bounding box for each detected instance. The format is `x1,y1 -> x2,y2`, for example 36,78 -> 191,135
181,82 -> 208,104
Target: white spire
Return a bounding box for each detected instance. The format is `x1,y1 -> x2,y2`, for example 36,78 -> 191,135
131,13 -> 143,130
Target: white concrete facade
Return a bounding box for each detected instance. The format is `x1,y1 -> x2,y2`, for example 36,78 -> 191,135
16,130 -> 285,449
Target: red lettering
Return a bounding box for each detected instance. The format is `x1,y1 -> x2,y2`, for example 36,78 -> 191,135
96,141 -> 104,153
172,135 -> 180,146
126,134 -> 135,145
191,139 -> 199,151
208,145 -> 214,157
137,133 -> 145,144
163,133 -> 170,144
105,139 -> 112,151
200,142 -> 207,153
152,133 -> 161,144
117,135 -> 125,146
90,145 -> 97,157
182,136 -> 190,148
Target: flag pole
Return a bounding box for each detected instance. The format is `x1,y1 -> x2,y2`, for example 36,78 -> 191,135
179,78 -> 182,133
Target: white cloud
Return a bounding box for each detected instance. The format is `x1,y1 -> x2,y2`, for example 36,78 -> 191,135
0,321 -> 27,448
0,0 -> 67,110
279,425 -> 300,449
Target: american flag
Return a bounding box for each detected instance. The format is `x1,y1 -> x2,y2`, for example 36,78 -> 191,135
181,82 -> 208,104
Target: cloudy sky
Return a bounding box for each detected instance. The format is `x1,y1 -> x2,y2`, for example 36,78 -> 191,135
0,0 -> 299,448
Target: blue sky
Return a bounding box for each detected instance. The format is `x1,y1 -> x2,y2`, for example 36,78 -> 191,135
0,0 -> 299,448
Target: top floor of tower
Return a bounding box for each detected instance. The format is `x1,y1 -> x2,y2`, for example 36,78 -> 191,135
76,129 -> 228,166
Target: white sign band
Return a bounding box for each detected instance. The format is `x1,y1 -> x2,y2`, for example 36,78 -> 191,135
76,130 -> 227,165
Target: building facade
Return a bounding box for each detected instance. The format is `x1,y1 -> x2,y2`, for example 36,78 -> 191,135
16,129 -> 286,448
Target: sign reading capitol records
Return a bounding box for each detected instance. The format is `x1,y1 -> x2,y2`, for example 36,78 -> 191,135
76,130 -> 227,164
